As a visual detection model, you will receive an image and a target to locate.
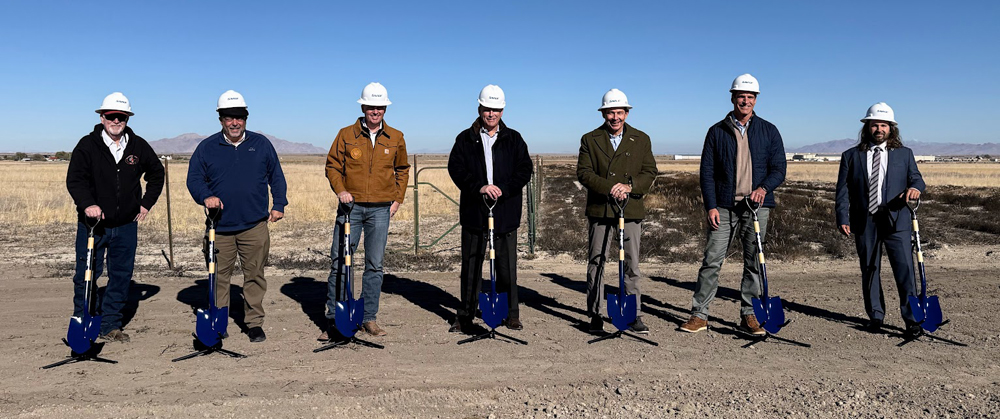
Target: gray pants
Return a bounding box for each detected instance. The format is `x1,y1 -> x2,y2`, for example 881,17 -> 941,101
691,206 -> 769,320
586,217 -> 642,318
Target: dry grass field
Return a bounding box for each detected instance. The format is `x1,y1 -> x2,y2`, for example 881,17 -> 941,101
2,157 -> 996,232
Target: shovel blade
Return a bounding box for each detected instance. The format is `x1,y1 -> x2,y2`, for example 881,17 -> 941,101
214,306 -> 230,337
66,316 -> 92,354
479,291 -> 508,329
752,296 -> 786,334
334,298 -> 363,338
607,294 -> 638,332
923,296 -> 943,333
908,295 -> 925,323
195,308 -> 220,347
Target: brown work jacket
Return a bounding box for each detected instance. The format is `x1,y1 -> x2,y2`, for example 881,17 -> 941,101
325,118 -> 410,204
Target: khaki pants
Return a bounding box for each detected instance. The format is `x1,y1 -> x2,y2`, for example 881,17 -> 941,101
209,221 -> 270,328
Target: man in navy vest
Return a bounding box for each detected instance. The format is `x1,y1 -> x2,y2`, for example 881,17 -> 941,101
680,74 -> 786,336
835,102 -> 925,338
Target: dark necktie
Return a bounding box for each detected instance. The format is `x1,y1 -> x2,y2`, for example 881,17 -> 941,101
868,148 -> 881,214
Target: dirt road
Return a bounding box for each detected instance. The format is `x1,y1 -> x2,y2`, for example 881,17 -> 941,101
3,237 -> 998,418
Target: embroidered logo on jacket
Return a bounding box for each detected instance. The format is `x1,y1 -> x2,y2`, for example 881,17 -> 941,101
125,155 -> 138,165
350,148 -> 362,159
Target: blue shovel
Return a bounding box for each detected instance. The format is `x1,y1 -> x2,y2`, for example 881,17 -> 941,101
66,217 -> 102,354
195,208 -> 229,347
334,203 -> 365,338
606,196 -> 638,332
478,196 -> 509,329
746,198 -> 787,334
906,199 -> 944,332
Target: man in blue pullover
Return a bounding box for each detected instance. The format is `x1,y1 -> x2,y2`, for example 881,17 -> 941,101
187,90 -> 288,343
680,74 -> 786,335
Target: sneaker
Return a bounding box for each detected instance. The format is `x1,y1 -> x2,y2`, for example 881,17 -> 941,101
740,315 -> 766,336
629,318 -> 650,334
679,316 -> 708,333
505,316 -> 523,331
588,316 -> 605,333
362,321 -> 387,337
99,329 -> 130,343
248,326 -> 266,342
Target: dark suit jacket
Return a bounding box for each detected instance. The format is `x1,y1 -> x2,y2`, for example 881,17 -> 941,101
576,123 -> 658,220
835,145 -> 925,230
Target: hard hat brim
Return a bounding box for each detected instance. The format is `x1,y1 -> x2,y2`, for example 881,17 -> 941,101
598,105 -> 632,111
358,99 -> 392,106
95,109 -> 135,116
861,117 -> 896,125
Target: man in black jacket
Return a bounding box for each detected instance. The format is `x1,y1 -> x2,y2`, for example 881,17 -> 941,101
447,84 -> 533,333
66,92 -> 164,342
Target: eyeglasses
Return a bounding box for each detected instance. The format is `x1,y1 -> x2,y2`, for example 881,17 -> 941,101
221,116 -> 247,123
102,113 -> 129,123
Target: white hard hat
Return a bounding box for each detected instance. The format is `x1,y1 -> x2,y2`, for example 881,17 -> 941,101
598,88 -> 632,110
478,84 -> 506,109
358,82 -> 392,106
730,73 -> 760,94
217,90 -> 248,110
95,92 -> 134,116
861,102 -> 897,125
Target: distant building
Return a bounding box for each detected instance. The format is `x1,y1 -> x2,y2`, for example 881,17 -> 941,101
914,155 -> 936,162
673,155 -> 701,160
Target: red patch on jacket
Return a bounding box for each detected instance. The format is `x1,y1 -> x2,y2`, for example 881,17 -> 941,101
125,155 -> 138,165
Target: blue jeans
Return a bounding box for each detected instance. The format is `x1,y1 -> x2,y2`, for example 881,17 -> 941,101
72,221 -> 138,335
326,204 -> 390,323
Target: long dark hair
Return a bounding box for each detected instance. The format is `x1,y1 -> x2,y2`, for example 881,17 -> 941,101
857,121 -> 903,151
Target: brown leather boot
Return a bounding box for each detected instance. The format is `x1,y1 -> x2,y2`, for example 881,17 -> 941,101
362,321 -> 387,337
679,316 -> 708,333
740,314 -> 766,335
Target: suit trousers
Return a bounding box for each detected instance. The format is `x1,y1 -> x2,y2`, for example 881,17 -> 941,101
586,217 -> 642,318
854,211 -> 917,323
209,221 -> 270,328
458,227 -> 520,319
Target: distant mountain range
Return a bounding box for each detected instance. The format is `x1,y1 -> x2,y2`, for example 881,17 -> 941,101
149,132 -> 326,155
788,138 -> 1000,156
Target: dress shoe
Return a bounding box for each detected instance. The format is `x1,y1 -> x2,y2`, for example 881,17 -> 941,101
904,322 -> 924,339
866,318 -> 884,333
248,326 -> 266,342
505,316 -> 523,330
588,316 -> 605,333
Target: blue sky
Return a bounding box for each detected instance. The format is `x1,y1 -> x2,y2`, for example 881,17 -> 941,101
1,1 -> 996,153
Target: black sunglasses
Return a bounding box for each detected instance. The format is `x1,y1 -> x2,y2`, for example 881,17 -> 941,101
103,113 -> 129,123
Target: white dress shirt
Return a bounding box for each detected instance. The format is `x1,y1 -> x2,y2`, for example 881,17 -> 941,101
480,127 -> 498,184
102,130 -> 129,164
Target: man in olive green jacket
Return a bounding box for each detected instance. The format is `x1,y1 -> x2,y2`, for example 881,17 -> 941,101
576,88 -> 658,334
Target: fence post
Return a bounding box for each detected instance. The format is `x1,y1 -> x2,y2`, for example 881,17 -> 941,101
412,154 -> 419,255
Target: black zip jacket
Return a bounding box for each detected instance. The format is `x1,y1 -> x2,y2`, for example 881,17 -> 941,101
66,124 -> 165,227
448,119 -> 533,234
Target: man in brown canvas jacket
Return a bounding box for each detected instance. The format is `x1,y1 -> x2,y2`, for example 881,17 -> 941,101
322,82 -> 410,339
